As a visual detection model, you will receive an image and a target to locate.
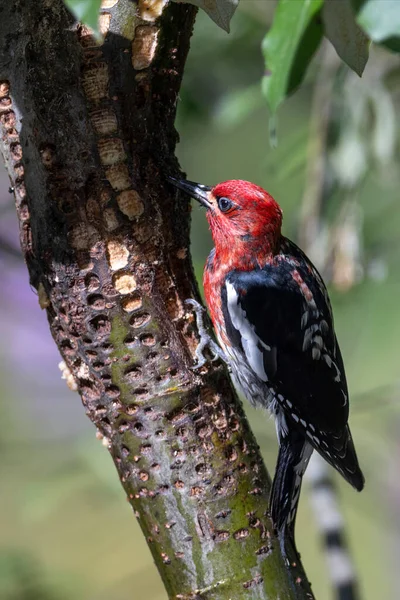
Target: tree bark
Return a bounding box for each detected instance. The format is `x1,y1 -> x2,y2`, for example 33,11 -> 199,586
0,1 -> 314,598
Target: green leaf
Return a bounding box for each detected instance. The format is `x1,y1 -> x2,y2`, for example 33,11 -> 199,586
172,0 -> 239,32
64,0 -> 102,34
355,0 -> 400,42
322,0 -> 370,76
262,0 -> 324,115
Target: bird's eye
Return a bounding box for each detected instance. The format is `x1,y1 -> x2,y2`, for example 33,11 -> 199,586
217,197 -> 233,213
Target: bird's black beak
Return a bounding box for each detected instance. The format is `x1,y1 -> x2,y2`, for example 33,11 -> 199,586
167,176 -> 212,209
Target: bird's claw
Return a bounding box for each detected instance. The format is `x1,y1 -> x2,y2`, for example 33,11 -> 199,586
185,298 -> 227,369
193,336 -> 224,368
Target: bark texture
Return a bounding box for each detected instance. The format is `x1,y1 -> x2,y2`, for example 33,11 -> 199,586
0,1 -> 314,598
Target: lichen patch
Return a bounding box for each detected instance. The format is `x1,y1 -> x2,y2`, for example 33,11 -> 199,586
58,360 -> 78,392
38,282 -> 51,309
76,361 -> 91,379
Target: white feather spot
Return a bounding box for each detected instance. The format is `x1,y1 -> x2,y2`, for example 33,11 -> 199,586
303,329 -> 313,351
312,347 -> 321,360
301,311 -> 309,328
345,463 -> 356,475
323,353 -> 341,382
320,320 -> 329,335
309,298 -> 317,311
314,335 -> 323,349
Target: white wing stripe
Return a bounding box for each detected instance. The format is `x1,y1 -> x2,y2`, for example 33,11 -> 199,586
226,281 -> 269,382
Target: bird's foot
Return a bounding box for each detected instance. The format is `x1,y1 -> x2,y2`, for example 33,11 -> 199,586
185,299 -> 228,369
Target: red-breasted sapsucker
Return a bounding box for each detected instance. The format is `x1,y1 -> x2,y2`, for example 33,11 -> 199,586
168,177 -> 364,558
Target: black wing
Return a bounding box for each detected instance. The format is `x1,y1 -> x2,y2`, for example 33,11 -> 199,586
223,246 -> 364,490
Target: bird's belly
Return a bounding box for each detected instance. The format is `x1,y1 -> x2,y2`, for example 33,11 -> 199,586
223,344 -> 275,410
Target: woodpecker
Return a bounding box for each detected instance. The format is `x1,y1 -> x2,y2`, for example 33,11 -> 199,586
168,176 -> 364,559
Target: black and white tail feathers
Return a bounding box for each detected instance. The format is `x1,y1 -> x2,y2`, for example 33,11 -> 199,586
270,419 -> 364,564
270,425 -> 313,559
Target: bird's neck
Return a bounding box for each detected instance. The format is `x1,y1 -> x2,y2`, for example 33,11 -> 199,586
213,234 -> 280,272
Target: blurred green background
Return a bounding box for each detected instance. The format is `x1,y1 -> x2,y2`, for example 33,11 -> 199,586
1,2 -> 400,599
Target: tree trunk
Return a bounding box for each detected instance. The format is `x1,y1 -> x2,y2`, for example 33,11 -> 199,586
0,1 -> 314,597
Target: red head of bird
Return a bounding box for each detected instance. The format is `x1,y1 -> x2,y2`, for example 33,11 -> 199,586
168,177 -> 283,257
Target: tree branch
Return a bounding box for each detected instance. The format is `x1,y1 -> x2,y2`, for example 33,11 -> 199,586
0,1 -> 314,597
